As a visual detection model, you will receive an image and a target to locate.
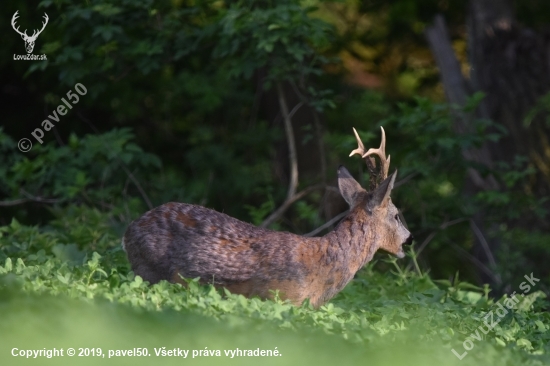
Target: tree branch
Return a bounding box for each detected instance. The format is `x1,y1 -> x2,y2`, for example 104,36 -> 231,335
260,83 -> 326,228
469,219 -> 499,275
0,196 -> 60,206
260,184 -> 325,228
426,14 -> 499,191
449,242 -> 502,285
304,210 -> 348,237
312,111 -> 327,184
394,172 -> 418,189
260,82 -> 305,228
414,217 -> 470,256
288,101 -> 304,121
276,82 -> 299,201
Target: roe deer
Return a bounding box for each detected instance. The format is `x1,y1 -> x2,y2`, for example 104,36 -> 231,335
123,127 -> 413,307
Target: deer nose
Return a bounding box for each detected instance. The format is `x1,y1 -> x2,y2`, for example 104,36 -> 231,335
404,234 -> 414,245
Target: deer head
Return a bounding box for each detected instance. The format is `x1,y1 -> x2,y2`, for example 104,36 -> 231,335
346,126 -> 413,258
122,126 -> 414,307
12,11 -> 49,54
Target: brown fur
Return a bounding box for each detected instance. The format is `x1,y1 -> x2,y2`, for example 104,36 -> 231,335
123,166 -> 413,308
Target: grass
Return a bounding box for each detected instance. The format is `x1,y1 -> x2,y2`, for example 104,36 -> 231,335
0,206 -> 549,366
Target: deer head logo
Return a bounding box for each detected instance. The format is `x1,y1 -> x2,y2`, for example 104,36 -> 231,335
11,11 -> 49,54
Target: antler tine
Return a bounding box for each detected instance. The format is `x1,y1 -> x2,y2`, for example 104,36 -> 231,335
349,127 -> 365,157
11,11 -> 27,37
362,126 -> 390,179
33,13 -> 49,38
349,127 -> 378,190
40,13 -> 49,31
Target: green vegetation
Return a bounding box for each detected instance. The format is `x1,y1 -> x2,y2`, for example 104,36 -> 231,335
2,0 -> 550,365
4,0 -> 548,287
1,208 -> 549,366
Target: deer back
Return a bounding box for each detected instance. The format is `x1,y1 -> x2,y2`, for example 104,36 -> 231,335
123,202 -> 319,300
123,127 -> 413,307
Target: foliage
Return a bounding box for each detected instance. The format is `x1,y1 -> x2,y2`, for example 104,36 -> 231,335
2,91 -> 550,290
1,212 -> 549,366
4,0 -> 334,223
0,128 -> 159,205
2,1 -> 550,364
3,0 -> 549,278
324,92 -> 550,289
214,0 -> 332,84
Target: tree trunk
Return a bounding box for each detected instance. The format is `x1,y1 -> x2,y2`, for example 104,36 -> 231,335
468,0 -> 550,206
426,0 -> 550,288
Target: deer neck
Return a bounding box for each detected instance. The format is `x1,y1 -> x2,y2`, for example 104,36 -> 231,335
318,207 -> 378,279
297,209 -> 377,306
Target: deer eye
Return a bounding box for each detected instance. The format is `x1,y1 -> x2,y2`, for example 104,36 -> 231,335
394,214 -> 399,221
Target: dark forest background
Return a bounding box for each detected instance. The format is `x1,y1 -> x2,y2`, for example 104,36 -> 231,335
1,0 -> 549,297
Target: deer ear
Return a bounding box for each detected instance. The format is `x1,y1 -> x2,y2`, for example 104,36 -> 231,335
338,165 -> 364,206
367,170 -> 397,211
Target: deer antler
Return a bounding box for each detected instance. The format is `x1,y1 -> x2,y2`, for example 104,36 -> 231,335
349,127 -> 391,190
33,13 -> 49,39
11,11 -> 27,38
349,127 -> 366,158
11,11 -> 48,40
363,126 -> 390,180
